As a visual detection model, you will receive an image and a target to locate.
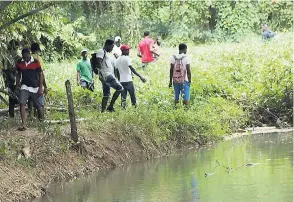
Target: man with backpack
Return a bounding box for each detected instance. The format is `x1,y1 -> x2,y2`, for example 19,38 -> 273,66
115,44 -> 146,109
95,39 -> 123,112
169,43 -> 191,107
137,31 -> 154,70
76,49 -> 94,92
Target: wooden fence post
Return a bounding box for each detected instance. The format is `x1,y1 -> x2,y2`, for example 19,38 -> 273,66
65,80 -> 78,143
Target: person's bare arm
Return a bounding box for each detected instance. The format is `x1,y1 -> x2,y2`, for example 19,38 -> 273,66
129,65 -> 146,82
186,64 -> 191,83
137,47 -> 142,58
169,64 -> 174,88
38,71 -> 43,96
76,71 -> 80,85
16,70 -> 21,88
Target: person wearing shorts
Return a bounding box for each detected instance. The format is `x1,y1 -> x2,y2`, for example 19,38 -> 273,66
76,49 -> 94,92
96,39 -> 123,112
169,43 -> 191,107
16,48 -> 43,130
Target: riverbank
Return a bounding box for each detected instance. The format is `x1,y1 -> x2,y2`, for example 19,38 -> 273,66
0,120 -> 292,201
0,119 -> 211,201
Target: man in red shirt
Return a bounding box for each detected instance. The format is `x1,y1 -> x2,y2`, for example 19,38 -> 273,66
137,31 -> 154,70
16,48 -> 43,130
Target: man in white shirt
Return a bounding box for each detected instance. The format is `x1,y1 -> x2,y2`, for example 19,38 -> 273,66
96,39 -> 123,112
115,44 -> 146,108
169,43 -> 191,107
113,36 -> 122,59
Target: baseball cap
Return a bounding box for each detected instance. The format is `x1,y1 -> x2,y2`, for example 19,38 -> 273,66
114,36 -> 121,42
120,44 -> 131,51
81,49 -> 88,54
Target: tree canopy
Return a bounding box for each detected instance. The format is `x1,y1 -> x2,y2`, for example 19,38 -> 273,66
0,0 -> 292,61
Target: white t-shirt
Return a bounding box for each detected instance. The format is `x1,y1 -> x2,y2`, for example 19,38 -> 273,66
170,53 -> 191,81
115,55 -> 132,82
96,49 -> 115,78
112,45 -> 122,58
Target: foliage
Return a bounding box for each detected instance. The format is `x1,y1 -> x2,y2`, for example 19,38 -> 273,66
0,1 -> 292,61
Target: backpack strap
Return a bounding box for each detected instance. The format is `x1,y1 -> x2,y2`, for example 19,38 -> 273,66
173,55 -> 186,61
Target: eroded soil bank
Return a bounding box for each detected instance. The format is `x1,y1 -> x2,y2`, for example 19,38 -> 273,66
0,123 -> 292,202
0,123 -> 206,202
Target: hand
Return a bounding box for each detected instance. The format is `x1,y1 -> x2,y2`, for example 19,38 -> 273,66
37,88 -> 43,96
168,82 -> 172,88
140,77 -> 146,83
43,88 -> 48,95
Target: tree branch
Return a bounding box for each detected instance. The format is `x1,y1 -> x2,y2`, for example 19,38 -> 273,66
0,3 -> 54,31
0,1 -> 12,14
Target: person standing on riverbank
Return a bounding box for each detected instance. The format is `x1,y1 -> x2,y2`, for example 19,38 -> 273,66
96,39 -> 123,112
0,40 -> 21,118
16,48 -> 43,130
169,43 -> 191,107
29,42 -> 47,118
137,31 -> 154,70
115,44 -> 146,109
76,49 -> 94,92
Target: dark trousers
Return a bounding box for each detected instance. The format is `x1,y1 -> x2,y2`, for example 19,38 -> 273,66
8,85 -> 18,118
121,81 -> 136,107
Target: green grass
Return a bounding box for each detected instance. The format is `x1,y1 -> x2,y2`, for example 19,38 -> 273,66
42,33 -> 293,141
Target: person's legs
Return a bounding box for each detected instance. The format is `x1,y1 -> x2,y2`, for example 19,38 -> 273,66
183,81 -> 191,106
106,75 -> 123,112
101,82 -> 110,113
38,94 -> 45,119
121,82 -> 128,109
173,83 -> 182,105
128,82 -> 137,106
8,85 -> 16,118
19,90 -> 30,129
30,92 -> 44,121
28,97 -> 34,118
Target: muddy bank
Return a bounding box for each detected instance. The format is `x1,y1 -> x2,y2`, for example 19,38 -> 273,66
0,122 -> 207,202
0,122 -> 292,202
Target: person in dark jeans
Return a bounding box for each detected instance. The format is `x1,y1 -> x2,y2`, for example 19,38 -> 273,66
0,40 -> 20,117
96,39 -> 123,112
115,44 -> 146,108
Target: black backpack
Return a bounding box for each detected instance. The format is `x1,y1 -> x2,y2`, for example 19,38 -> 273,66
90,53 -> 99,75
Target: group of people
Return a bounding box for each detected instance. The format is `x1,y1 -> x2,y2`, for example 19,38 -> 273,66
0,30 -> 190,130
76,30 -> 191,113
0,42 -> 47,130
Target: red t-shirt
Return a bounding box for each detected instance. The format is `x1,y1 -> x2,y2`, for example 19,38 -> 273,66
138,37 -> 154,63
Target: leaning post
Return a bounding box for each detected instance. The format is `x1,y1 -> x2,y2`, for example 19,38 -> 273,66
65,80 -> 78,143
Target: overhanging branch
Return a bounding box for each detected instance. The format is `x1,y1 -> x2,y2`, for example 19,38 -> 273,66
0,3 -> 54,31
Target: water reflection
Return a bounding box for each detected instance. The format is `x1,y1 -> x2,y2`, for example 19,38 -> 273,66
37,132 -> 293,202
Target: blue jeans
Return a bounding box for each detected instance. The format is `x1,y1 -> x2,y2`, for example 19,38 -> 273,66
173,81 -> 190,101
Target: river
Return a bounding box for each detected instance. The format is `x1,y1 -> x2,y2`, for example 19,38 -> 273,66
36,132 -> 293,202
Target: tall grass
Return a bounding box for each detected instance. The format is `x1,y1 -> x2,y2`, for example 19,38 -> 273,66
44,33 -> 292,141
